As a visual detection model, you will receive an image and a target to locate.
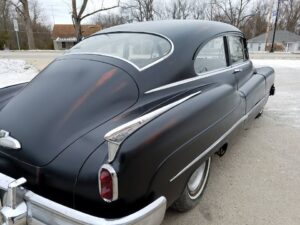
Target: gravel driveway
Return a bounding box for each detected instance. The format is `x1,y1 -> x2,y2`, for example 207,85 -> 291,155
0,51 -> 299,225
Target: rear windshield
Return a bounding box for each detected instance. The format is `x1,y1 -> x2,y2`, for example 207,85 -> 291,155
68,33 -> 172,70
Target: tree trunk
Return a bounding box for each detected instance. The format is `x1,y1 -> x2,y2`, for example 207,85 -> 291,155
22,0 -> 35,49
74,18 -> 82,42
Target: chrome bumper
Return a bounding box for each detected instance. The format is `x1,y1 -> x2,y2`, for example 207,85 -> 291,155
0,173 -> 166,225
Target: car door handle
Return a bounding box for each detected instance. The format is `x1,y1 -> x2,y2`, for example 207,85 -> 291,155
233,69 -> 243,74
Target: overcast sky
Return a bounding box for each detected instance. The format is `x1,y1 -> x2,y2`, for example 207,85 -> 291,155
38,0 -> 119,25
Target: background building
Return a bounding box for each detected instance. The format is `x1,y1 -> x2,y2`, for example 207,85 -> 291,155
248,30 -> 300,52
51,24 -> 101,50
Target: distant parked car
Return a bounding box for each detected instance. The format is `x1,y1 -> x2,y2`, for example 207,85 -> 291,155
0,20 -> 275,225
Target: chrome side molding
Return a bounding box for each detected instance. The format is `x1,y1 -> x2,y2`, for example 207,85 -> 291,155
0,130 -> 21,150
145,61 -> 250,94
104,91 -> 202,163
170,95 -> 267,182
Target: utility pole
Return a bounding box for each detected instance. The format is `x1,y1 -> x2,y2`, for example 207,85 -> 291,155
270,0 -> 280,53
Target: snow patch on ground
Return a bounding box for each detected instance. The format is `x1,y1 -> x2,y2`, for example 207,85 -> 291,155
0,59 -> 38,88
252,59 -> 300,69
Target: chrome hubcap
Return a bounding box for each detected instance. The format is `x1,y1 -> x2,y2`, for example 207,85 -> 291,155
187,157 -> 211,199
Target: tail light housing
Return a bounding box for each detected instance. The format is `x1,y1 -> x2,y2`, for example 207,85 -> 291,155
99,164 -> 118,202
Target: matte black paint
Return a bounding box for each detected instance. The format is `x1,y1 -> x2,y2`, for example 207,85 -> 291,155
0,20 -> 275,218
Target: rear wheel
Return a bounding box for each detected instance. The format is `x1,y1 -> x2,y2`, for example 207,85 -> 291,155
172,157 -> 211,212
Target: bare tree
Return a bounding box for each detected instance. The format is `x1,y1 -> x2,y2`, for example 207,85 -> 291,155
241,0 -> 269,39
166,0 -> 191,19
12,0 -> 35,49
279,0 -> 300,33
212,0 -> 255,28
205,0 -> 216,20
122,0 -> 154,22
192,0 -> 207,20
93,13 -> 127,29
31,0 -> 43,26
0,0 -> 11,49
71,0 -> 120,42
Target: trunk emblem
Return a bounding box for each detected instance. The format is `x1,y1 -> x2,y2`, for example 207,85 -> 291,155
0,130 -> 21,150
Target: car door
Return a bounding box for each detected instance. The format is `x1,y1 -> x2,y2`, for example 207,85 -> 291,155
192,35 -> 244,134
227,35 -> 265,113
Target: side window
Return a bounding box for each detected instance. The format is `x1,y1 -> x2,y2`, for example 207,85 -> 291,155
228,36 -> 245,64
194,37 -> 227,75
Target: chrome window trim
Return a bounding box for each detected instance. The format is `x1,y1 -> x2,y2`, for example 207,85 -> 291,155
145,61 -> 250,94
98,164 -> 118,202
65,32 -> 175,72
104,91 -> 202,163
169,95 -> 266,182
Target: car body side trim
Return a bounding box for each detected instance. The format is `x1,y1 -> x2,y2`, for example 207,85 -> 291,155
170,95 -> 266,182
145,61 -> 250,94
104,91 -> 202,163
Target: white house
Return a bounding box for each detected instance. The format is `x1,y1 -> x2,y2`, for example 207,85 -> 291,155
248,30 -> 300,52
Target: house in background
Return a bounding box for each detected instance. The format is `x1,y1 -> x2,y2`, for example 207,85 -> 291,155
248,30 -> 300,52
52,24 -> 101,50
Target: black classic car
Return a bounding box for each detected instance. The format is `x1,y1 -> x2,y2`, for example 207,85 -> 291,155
0,20 -> 274,225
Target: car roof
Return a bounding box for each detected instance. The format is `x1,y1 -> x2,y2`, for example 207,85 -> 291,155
97,20 -> 241,45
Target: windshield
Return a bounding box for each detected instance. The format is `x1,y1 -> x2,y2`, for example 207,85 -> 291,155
68,33 -> 172,70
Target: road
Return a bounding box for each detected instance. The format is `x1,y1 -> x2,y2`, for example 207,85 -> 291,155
0,51 -> 299,225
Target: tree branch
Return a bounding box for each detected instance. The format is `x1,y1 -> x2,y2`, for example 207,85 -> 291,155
78,0 -> 88,19
81,5 -> 119,20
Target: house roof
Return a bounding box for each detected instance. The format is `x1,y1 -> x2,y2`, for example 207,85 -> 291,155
248,30 -> 300,43
52,24 -> 101,39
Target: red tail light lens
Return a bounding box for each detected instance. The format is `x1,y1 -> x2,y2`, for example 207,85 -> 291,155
99,165 -> 118,202
100,169 -> 113,200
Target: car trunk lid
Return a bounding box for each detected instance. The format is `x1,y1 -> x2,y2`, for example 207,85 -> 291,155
0,58 -> 138,166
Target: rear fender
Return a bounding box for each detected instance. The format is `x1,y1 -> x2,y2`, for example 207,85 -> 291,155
114,83 -> 244,206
